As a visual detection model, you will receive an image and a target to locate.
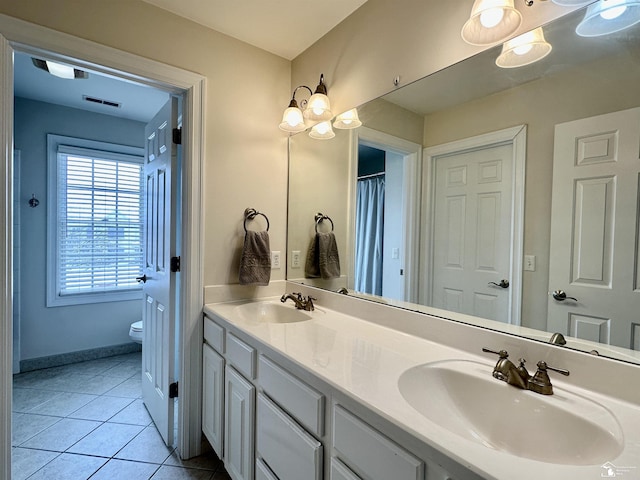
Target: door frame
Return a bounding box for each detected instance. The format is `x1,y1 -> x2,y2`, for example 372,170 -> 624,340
421,125 -> 526,325
349,126 -> 422,303
0,13 -> 206,473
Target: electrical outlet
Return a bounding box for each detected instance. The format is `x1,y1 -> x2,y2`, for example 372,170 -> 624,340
524,255 -> 536,272
271,251 -> 281,269
291,250 -> 301,268
392,247 -> 400,259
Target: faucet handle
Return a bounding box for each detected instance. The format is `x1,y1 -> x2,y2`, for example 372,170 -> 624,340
537,361 -> 570,376
482,347 -> 509,359
528,361 -> 570,395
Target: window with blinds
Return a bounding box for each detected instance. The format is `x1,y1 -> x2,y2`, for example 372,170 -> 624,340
47,135 -> 145,306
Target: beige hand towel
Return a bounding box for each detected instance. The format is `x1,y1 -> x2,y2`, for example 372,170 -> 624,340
239,230 -> 271,286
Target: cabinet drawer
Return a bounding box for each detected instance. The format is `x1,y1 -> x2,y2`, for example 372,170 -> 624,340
331,457 -> 361,480
257,393 -> 323,480
226,332 -> 256,379
204,317 -> 225,353
259,355 -> 325,436
333,405 -> 424,480
256,458 -> 279,480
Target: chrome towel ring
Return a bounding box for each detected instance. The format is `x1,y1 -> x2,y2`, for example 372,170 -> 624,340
315,212 -> 334,233
244,208 -> 270,232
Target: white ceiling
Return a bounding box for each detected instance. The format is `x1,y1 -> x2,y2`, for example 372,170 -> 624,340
14,52 -> 170,123
141,0 -> 369,60
13,0 -> 369,122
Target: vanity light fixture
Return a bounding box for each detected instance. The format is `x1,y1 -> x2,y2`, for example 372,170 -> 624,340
279,74 -> 333,133
31,58 -> 88,79
461,0 -> 523,46
309,121 -> 336,140
550,0 -> 593,5
279,85 -> 311,133
303,74 -> 333,121
575,0 -> 640,36
495,27 -> 552,68
333,108 -> 362,129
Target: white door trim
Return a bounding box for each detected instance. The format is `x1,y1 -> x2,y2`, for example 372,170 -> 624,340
0,31 -> 14,480
0,14 -> 206,464
349,126 -> 422,302
421,125 -> 526,325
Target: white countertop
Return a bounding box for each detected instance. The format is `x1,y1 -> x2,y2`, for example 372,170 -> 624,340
204,297 -> 640,480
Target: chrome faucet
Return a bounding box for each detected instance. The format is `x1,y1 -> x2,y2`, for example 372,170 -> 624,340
482,348 -> 570,395
280,292 -> 316,311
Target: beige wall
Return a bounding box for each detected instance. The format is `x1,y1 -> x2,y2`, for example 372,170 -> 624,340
358,98 -> 424,145
423,52 -> 640,331
291,0 -> 579,118
0,0 -> 291,289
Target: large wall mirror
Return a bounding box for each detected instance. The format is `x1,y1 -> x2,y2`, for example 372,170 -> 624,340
287,5 -> 640,365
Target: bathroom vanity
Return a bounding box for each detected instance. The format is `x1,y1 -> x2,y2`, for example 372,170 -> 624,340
202,287 -> 640,480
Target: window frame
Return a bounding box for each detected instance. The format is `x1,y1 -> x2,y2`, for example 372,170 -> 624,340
46,134 -> 145,307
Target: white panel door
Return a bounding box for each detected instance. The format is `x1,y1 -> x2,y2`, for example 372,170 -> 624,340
548,107 -> 640,349
431,144 -> 513,322
142,98 -> 178,446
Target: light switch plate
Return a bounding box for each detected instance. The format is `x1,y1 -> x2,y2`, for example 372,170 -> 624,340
524,255 -> 536,271
291,250 -> 301,268
271,251 -> 281,269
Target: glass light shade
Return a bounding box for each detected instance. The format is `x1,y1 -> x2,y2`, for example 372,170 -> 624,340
46,61 -> 75,79
309,121 -> 335,140
551,0 -> 592,5
576,0 -> 640,36
495,27 -> 552,68
333,108 -> 362,129
461,0 -> 523,46
279,106 -> 306,133
303,93 -> 333,121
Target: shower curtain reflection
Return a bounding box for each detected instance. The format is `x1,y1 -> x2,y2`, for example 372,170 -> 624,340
354,175 -> 385,295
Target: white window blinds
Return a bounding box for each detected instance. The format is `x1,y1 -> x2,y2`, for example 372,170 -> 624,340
56,146 -> 144,297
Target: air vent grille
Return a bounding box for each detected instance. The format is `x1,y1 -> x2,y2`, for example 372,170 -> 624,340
83,95 -> 121,109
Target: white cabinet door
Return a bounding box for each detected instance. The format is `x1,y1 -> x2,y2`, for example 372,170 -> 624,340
202,344 -> 224,456
225,365 -> 255,480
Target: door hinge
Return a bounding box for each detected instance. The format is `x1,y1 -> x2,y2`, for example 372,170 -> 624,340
172,127 -> 182,145
171,256 -> 181,273
169,382 -> 179,398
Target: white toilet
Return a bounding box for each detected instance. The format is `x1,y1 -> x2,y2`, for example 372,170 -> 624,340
129,320 -> 143,344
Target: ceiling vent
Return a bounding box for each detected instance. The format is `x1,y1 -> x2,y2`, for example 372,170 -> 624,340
83,95 -> 121,109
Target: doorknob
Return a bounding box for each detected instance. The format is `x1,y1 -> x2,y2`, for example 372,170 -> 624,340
551,290 -> 577,302
136,274 -> 148,284
488,279 -> 510,289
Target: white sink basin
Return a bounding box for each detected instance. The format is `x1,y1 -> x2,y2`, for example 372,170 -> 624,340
398,360 -> 623,465
233,301 -> 317,324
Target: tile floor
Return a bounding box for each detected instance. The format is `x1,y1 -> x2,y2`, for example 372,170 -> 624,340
12,352 -> 231,480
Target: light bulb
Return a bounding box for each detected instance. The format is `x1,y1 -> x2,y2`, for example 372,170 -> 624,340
513,43 -> 533,55
601,0 -> 627,19
480,7 -> 505,28
316,122 -> 330,135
